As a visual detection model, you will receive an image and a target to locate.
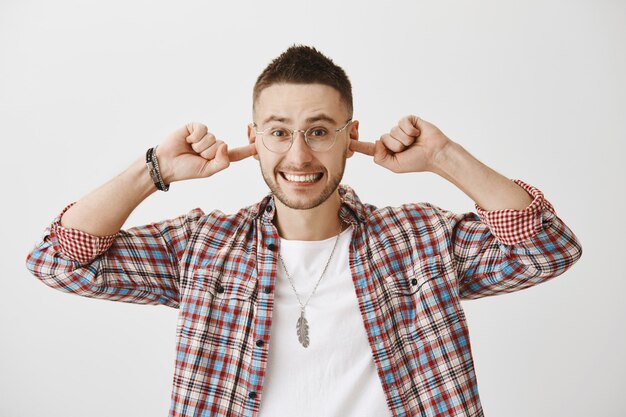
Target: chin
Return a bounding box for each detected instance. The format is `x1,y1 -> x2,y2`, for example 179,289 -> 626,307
281,195 -> 330,211
264,171 -> 342,211
275,187 -> 336,211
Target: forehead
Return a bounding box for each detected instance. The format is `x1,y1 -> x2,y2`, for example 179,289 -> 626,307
254,83 -> 348,123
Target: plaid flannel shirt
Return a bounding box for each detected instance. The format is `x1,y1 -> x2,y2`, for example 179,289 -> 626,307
26,179 -> 582,417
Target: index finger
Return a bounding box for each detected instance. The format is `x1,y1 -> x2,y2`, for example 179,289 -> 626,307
350,139 -> 376,156
228,143 -> 257,162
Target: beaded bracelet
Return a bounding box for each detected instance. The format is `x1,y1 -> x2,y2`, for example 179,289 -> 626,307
146,146 -> 170,191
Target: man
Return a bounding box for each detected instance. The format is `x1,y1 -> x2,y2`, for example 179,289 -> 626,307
26,45 -> 582,417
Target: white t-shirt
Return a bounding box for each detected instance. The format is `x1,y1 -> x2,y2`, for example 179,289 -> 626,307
257,225 -> 393,417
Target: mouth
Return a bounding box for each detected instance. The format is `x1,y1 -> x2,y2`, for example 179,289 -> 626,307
279,171 -> 324,185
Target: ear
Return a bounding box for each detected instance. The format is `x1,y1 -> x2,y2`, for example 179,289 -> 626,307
247,123 -> 260,161
346,119 -> 359,159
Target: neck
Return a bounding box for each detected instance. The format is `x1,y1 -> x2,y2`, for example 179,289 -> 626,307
273,191 -> 344,241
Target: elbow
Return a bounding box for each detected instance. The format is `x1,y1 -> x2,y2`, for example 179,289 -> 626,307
25,245 -> 62,290
563,232 -> 583,273
25,242 -> 95,295
25,244 -> 49,282
531,215 -> 583,279
535,230 -> 583,280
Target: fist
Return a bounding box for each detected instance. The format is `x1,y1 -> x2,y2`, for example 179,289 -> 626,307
350,116 -> 452,174
155,123 -> 256,183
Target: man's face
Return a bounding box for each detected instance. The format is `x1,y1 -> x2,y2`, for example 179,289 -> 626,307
248,83 -> 359,210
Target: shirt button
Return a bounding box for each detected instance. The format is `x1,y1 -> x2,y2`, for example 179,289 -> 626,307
263,286 -> 272,294
411,278 -> 418,286
256,339 -> 264,347
216,284 -> 225,293
267,243 -> 277,251
249,391 -> 257,399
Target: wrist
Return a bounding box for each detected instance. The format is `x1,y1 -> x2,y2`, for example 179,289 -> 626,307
133,156 -> 160,197
430,140 -> 459,180
154,145 -> 174,184
146,146 -> 170,191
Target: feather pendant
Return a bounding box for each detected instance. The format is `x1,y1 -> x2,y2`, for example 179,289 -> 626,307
296,310 -> 310,348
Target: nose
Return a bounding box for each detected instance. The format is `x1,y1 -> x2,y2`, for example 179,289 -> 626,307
285,131 -> 313,164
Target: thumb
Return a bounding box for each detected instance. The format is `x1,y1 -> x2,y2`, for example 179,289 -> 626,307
210,143 -> 230,174
373,140 -> 395,168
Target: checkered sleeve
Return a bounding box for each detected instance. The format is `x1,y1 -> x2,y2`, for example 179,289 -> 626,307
473,179 -> 557,245
439,179 -> 582,299
51,202 -> 118,262
25,203 -> 206,308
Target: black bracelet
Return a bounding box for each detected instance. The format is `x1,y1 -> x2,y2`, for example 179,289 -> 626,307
146,146 -> 170,191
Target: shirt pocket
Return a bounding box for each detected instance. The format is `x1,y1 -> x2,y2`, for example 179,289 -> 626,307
383,254 -> 445,296
178,264 -> 257,361
189,264 -> 257,303
383,254 -> 459,341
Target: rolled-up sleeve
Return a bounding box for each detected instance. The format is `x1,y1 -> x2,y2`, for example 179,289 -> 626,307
473,179 -> 557,245
441,179 -> 582,299
50,202 -> 118,263
25,204 -> 206,308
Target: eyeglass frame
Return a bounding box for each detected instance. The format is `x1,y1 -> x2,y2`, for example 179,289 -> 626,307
252,118 -> 353,153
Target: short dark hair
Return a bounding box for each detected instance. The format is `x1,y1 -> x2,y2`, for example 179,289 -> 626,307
253,44 -> 353,115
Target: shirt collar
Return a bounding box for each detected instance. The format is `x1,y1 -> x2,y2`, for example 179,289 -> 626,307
248,184 -> 368,226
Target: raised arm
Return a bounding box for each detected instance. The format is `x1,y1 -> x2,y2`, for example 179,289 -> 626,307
352,115 -> 582,298
26,122 -> 256,307
60,122 -> 255,237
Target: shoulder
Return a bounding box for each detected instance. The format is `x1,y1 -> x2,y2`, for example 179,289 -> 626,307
340,184 -> 453,229
361,201 -> 451,227
188,198 -> 264,240
193,205 -> 256,229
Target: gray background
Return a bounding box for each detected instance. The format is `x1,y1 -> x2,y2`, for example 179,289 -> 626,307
1,0 -> 623,416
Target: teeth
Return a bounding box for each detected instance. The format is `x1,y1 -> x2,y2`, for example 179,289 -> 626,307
283,173 -> 321,183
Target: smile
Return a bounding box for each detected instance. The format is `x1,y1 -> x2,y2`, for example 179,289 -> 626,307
280,172 -> 324,183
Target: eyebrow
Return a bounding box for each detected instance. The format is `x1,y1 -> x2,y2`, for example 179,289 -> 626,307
261,113 -> 338,126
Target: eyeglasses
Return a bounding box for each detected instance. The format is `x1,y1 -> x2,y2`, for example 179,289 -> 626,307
253,118 -> 352,153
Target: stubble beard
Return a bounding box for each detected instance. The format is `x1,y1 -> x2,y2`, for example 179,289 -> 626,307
260,152 -> 347,211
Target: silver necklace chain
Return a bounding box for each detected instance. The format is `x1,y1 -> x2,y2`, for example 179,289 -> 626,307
277,223 -> 344,348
